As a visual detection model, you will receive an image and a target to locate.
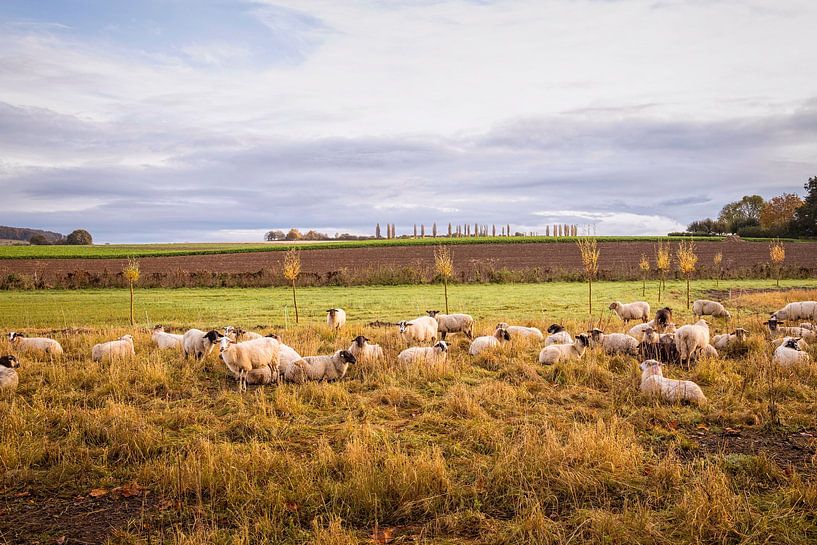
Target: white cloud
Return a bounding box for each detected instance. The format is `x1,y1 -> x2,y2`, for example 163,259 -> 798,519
532,210 -> 686,236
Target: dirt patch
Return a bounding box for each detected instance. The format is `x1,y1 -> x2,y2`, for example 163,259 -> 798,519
684,427 -> 816,473
0,489 -> 156,544
2,240 -> 817,286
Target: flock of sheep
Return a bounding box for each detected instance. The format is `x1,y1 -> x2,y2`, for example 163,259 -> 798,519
2,300 -> 816,405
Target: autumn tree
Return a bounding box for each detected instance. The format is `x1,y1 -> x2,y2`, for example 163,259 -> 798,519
769,240 -> 785,287
677,241 -> 698,309
283,249 -> 301,324
576,238 -> 599,314
66,229 -> 93,245
435,246 -> 454,314
123,258 -> 140,326
791,176 -> 817,236
718,195 -> 764,233
285,228 -> 302,241
655,242 -> 671,302
760,193 -> 803,233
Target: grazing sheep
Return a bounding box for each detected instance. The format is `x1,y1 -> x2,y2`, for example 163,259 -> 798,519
544,324 -> 573,346
712,328 -> 749,350
700,344 -> 718,359
348,335 -> 384,361
286,350 -> 357,384
609,301 -> 650,324
182,329 -> 223,360
765,317 -> 817,342
397,341 -> 448,365
7,332 -> 63,357
469,328 -> 511,356
398,316 -> 438,344
496,322 -> 544,341
674,319 -> 711,369
772,338 -> 811,368
219,336 -> 281,391
692,300 -> 731,319
538,334 -> 590,365
91,335 -> 135,362
588,328 -> 639,355
0,355 -> 20,392
427,310 -> 474,339
654,307 -> 674,332
639,360 -> 706,405
771,301 -> 817,322
327,308 -> 347,330
152,325 -> 184,350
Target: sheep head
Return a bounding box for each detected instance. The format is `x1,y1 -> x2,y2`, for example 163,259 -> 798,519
0,355 -> 19,369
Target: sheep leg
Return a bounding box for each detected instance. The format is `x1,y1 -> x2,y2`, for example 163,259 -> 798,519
440,331 -> 447,341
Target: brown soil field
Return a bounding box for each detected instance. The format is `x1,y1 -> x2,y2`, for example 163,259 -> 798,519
2,240 -> 817,287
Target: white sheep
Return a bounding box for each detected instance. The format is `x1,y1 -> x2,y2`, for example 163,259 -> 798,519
674,319 -> 711,369
152,325 -> 184,350
397,341 -> 448,365
700,344 -> 718,359
771,301 -> 817,322
772,338 -> 811,368
0,355 -> 20,392
469,328 -> 511,356
348,335 -> 384,361
692,300 -> 731,319
327,308 -> 347,330
544,324 -> 573,346
496,322 -> 544,341
219,336 -> 281,391
398,316 -> 438,344
609,301 -> 650,324
765,317 -> 817,342
538,334 -> 590,365
427,310 -> 474,339
7,332 -> 63,357
628,321 -> 656,340
588,329 -> 639,355
772,336 -> 810,351
225,326 -> 262,342
712,328 -> 749,350
286,350 -> 357,384
639,360 -> 707,405
263,334 -> 307,378
800,323 -> 816,331
91,335 -> 135,362
182,329 -> 223,360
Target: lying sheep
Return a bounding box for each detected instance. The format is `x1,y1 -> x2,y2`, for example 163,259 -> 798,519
765,317 -> 817,342
538,334 -> 590,365
712,328 -> 749,350
692,300 -> 731,319
628,321 -> 655,340
700,344 -> 718,359
286,350 -> 356,384
588,328 -> 639,355
182,329 -> 223,360
639,360 -> 706,405
469,328 -> 511,356
609,301 -> 650,324
674,320 -> 710,369
427,310 -> 474,339
91,335 -> 135,362
264,334 -> 307,378
7,332 -> 63,357
654,307 -> 674,332
348,335 -> 384,361
800,323 -> 816,331
398,316 -> 438,344
772,336 -> 810,351
772,338 -> 811,368
152,325 -> 184,350
0,355 -> 20,392
219,336 -> 281,391
327,308 -> 347,330
397,341 -> 448,365
544,324 -> 573,346
496,322 -> 544,341
772,301 -> 817,322
226,326 -> 262,342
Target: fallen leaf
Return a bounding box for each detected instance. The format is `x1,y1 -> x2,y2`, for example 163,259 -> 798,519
55,536 -> 66,544
666,420 -> 679,430
89,488 -> 109,498
724,428 -> 741,436
114,482 -> 143,498
13,491 -> 30,498
372,527 -> 395,544
696,423 -> 709,431
285,501 -> 299,512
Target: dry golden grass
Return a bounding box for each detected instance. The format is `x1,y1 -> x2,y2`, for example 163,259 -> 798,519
1,290 -> 817,543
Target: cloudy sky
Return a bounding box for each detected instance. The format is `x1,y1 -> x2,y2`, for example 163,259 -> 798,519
1,0 -> 815,242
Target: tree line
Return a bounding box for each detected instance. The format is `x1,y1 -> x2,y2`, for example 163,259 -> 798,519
265,224 -> 580,241
681,176 -> 817,238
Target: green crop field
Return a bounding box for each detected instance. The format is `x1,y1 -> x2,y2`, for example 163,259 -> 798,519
0,235 -> 759,260
2,280 -> 817,543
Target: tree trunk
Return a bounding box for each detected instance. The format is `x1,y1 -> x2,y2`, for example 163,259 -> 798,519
686,278 -> 690,309
444,279 -> 449,314
291,281 -> 299,324
588,277 -> 592,314
129,284 -> 135,326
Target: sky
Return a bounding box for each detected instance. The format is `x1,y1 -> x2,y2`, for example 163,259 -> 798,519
1,0 -> 815,243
